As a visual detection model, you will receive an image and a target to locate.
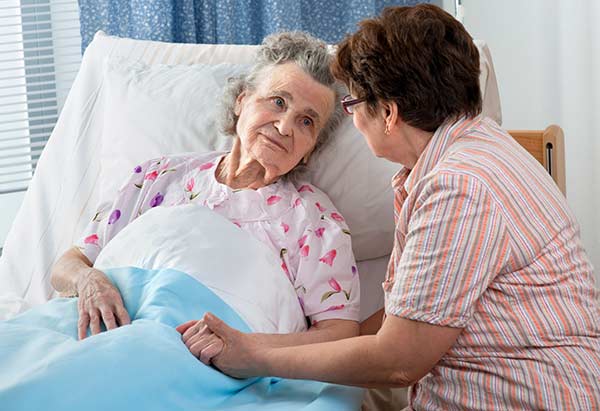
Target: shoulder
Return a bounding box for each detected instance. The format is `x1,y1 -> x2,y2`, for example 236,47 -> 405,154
141,151 -> 224,172
290,181 -> 350,232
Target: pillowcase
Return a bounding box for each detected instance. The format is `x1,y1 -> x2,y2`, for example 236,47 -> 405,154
99,59 -> 245,200
99,56 -> 397,261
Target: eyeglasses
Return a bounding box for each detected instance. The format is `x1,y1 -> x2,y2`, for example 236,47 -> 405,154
341,95 -> 366,115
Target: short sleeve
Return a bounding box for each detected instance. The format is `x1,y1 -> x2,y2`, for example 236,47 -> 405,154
385,173 -> 510,328
75,158 -> 159,264
290,185 -> 360,324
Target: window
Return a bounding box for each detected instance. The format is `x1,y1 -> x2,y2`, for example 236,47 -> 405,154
0,0 -> 81,195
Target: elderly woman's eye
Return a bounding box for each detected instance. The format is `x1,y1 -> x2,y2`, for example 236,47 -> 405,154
273,97 -> 285,108
302,118 -> 313,127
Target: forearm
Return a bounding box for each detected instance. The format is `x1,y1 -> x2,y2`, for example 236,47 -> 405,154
252,319 -> 358,348
259,334 -> 411,388
50,247 -> 93,295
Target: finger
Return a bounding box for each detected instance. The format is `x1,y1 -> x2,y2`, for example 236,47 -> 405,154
185,328 -> 214,349
203,313 -> 231,338
182,321 -> 204,343
176,320 -> 197,334
189,335 -> 216,358
199,338 -> 224,365
114,303 -> 131,326
99,307 -> 118,331
78,311 -> 90,340
89,310 -> 102,335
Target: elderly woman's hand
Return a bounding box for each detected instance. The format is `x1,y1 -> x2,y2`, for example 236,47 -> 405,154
76,268 -> 130,340
176,318 -> 225,365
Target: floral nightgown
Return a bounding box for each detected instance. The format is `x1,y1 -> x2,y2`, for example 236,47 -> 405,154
76,151 -> 360,324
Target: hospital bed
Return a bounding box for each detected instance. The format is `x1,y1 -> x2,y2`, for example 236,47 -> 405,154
0,31 -> 565,410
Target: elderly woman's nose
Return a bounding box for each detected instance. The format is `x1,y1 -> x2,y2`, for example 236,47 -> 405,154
274,112 -> 294,136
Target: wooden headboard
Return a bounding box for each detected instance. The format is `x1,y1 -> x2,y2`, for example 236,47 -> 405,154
508,125 -> 566,196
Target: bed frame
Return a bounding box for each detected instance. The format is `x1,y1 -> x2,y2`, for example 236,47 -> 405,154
508,125 -> 566,195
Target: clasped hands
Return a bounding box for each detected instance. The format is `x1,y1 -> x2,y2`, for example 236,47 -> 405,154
176,313 -> 262,379
176,314 -> 225,365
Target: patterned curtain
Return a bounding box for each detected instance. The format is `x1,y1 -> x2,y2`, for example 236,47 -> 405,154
79,0 -> 429,52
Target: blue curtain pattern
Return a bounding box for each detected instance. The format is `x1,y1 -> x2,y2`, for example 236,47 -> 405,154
79,0 -> 430,52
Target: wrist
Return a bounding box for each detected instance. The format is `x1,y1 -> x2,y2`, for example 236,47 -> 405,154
254,345 -> 274,377
74,267 -> 95,295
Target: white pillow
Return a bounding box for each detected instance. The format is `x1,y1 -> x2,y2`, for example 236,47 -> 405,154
99,56 -> 397,261
99,59 -> 245,200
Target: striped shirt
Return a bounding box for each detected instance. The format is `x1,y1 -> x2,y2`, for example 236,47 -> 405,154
384,116 -> 600,410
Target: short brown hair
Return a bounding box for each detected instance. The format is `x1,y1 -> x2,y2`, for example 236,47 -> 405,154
332,4 -> 482,132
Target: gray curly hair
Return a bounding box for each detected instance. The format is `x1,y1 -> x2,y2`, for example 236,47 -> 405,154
218,31 -> 345,181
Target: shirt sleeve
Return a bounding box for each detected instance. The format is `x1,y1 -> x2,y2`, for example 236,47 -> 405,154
385,173 -> 510,328
75,158 -> 158,264
291,186 -> 361,324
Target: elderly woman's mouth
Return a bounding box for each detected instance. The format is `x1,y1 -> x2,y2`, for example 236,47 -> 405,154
261,134 -> 288,152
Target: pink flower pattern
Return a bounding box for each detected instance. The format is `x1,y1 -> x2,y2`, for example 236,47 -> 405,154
319,249 -> 337,267
298,184 -> 314,193
300,244 -> 310,257
315,227 -> 325,238
198,162 -> 214,171
144,171 -> 158,181
315,202 -> 326,212
328,278 -> 342,292
298,234 -> 307,248
83,234 -> 98,245
330,212 -> 344,222
185,178 -> 195,192
281,222 -> 290,233
267,195 -> 282,206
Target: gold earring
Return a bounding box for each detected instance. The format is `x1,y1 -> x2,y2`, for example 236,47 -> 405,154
302,155 -> 310,164
384,124 -> 391,135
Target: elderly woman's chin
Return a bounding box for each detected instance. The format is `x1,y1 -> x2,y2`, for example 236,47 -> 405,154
252,146 -> 299,178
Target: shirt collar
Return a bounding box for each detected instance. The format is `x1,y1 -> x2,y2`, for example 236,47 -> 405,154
391,115 -> 483,193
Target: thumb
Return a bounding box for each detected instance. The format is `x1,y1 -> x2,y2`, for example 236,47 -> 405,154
203,313 -> 232,338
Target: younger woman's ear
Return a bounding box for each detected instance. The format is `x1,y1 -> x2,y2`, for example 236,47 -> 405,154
382,101 -> 398,131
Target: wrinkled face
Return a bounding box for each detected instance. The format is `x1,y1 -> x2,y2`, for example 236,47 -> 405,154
235,62 -> 335,178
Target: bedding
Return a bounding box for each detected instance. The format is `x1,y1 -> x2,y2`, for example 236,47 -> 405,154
0,206 -> 364,409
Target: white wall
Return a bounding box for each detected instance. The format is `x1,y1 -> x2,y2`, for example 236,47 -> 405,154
455,0 -> 599,283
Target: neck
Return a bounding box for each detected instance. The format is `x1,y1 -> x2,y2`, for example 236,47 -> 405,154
216,139 -> 277,190
391,123 -> 434,169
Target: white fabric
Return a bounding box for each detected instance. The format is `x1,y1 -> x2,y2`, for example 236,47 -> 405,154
99,59 -> 244,201
0,31 -> 502,314
94,205 -> 307,334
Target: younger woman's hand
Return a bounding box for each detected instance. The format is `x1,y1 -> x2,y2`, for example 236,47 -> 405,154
177,319 -> 225,365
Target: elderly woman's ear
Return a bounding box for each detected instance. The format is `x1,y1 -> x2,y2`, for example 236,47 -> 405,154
234,91 -> 246,116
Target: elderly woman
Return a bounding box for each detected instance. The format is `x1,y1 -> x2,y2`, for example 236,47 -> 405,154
50,31 -> 360,350
196,5 -> 600,410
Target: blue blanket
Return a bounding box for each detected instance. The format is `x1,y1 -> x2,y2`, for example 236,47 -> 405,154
0,267 -> 363,410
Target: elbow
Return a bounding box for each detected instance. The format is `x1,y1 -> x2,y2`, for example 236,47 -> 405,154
386,370 -> 420,388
